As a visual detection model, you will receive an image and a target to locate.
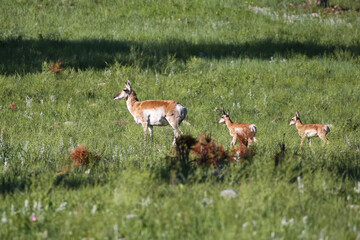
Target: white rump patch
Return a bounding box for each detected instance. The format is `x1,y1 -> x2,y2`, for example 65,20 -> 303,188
176,103 -> 187,122
250,124 -> 257,133
324,125 -> 330,133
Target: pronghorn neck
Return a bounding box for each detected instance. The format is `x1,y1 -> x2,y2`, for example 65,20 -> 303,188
126,91 -> 138,115
295,119 -> 303,129
224,117 -> 233,128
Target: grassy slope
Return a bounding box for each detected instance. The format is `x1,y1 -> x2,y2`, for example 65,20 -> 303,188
1,0 -> 360,239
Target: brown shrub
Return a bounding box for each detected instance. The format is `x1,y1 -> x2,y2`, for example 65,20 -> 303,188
69,145 -> 100,167
191,134 -> 230,167
50,61 -> 63,74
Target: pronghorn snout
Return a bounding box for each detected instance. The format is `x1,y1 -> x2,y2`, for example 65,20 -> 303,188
113,93 -> 121,100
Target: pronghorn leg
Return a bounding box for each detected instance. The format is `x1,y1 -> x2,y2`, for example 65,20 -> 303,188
300,136 -> 306,147
231,135 -> 237,147
319,134 -> 329,145
253,136 -> 257,143
142,121 -> 148,141
247,138 -> 253,147
308,138 -> 312,148
166,116 -> 181,145
148,125 -> 154,142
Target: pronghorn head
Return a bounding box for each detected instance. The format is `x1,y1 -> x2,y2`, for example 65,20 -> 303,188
218,108 -> 230,123
289,112 -> 300,125
113,80 -> 132,100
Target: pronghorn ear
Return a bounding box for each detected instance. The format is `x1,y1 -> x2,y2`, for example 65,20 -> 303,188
125,80 -> 132,90
222,107 -> 225,115
227,109 -> 230,115
295,112 -> 300,118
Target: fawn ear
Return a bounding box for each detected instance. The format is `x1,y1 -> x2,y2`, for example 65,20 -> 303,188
125,79 -> 132,90
295,112 -> 300,118
227,109 -> 230,115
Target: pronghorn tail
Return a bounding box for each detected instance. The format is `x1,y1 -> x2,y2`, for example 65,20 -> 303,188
325,125 -> 331,133
250,124 -> 257,133
176,103 -> 187,124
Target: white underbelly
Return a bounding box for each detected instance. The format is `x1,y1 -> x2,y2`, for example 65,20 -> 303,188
143,108 -> 169,126
305,130 -> 317,137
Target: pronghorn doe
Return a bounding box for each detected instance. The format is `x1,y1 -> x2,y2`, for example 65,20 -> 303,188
218,109 -> 257,147
289,112 -> 330,147
113,80 -> 187,145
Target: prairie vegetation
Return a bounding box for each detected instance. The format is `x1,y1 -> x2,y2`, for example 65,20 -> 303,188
1,0 -> 360,239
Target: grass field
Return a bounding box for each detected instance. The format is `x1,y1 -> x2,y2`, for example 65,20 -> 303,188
1,0 -> 360,239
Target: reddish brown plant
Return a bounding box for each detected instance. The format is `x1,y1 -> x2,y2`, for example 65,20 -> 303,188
70,145 -> 100,167
50,61 -> 63,74
10,101 -> 17,111
191,134 -> 229,167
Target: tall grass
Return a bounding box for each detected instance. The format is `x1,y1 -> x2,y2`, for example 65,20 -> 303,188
1,0 -> 360,239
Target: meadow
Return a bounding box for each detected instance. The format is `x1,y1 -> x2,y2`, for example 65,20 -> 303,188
1,0 -> 360,239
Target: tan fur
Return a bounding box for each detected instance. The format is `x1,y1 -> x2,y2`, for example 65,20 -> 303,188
289,112 -> 330,147
114,80 -> 187,145
219,109 -> 257,147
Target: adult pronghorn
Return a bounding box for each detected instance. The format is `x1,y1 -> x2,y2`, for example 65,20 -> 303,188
113,80 -> 187,145
289,112 -> 330,147
218,109 -> 257,147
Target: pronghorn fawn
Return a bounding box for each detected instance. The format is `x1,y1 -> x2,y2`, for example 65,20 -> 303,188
218,109 -> 257,147
289,112 -> 330,147
113,80 -> 187,145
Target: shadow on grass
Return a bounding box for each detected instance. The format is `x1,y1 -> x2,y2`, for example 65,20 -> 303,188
1,37 -> 359,74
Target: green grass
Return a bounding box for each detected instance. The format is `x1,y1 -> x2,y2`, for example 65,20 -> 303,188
1,0 -> 360,239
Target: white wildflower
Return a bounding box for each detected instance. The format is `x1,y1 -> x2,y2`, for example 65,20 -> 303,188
281,217 -> 294,226
302,216 -> 308,224
114,224 -> 118,240
354,182 -> 360,193
298,230 -> 306,238
56,202 -> 68,212
4,158 -> 8,168
155,73 -> 159,85
91,205 -> 97,215
11,205 -> 15,216
126,214 -> 138,219
140,197 -> 151,207
242,222 -> 249,228
24,199 -> 29,212
202,198 -> 213,205
40,142 -> 45,155
1,212 -> 7,224
220,189 -> 238,198
25,96 -> 32,108
297,176 -> 304,193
